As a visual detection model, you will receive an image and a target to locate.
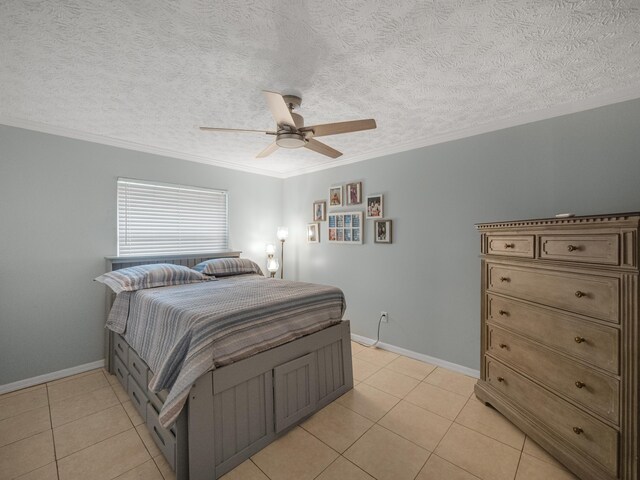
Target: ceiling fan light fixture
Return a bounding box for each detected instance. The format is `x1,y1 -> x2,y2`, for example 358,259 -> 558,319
276,132 -> 306,149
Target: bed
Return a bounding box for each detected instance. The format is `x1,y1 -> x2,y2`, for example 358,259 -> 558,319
103,252 -> 353,480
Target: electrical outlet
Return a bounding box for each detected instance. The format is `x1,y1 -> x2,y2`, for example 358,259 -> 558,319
380,311 -> 388,323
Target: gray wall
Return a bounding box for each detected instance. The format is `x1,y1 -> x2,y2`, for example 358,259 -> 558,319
283,98 -> 640,371
0,125 -> 282,385
2,97 -> 639,385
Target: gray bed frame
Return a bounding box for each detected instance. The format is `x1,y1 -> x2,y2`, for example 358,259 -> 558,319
104,252 -> 353,480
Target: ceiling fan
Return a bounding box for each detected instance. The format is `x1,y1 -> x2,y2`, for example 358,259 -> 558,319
200,91 -> 376,159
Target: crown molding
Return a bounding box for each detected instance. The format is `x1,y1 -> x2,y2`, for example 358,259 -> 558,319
2,85 -> 639,180
0,116 -> 287,178
281,86 -> 640,178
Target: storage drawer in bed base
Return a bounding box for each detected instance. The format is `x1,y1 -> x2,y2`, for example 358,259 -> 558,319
127,375 -> 148,423
113,355 -> 128,391
147,402 -> 177,470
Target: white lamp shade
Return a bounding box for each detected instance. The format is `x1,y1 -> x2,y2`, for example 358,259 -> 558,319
267,257 -> 279,273
265,243 -> 276,255
276,226 -> 289,241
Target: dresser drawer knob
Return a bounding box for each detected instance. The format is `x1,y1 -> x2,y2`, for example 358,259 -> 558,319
567,244 -> 580,252
498,310 -> 509,316
497,376 -> 505,383
504,243 -> 515,249
574,336 -> 586,344
499,343 -> 508,349
572,427 -> 583,435
575,381 -> 586,389
575,290 -> 586,298
499,277 -> 510,283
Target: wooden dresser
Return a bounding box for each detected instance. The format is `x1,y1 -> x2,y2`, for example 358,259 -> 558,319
475,213 -> 639,480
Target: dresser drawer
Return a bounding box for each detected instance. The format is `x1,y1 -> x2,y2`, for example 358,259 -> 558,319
127,376 -> 148,423
486,358 -> 618,475
146,403 -> 176,470
539,235 -> 619,265
113,334 -> 129,365
486,294 -> 619,374
487,264 -> 619,323
487,325 -> 619,423
486,235 -> 534,258
127,348 -> 149,390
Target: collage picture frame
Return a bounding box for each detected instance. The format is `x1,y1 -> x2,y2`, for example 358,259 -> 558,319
328,211 -> 363,244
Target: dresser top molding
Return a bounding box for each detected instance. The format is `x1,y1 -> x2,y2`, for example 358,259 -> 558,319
475,212 -> 640,231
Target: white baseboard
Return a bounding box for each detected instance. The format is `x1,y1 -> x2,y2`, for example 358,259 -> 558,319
350,333 -> 480,379
0,359 -> 105,395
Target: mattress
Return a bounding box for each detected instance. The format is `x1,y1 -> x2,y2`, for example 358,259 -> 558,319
106,274 -> 345,427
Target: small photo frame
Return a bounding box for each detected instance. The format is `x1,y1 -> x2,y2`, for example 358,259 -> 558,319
312,201 -> 326,221
329,186 -> 343,207
374,219 -> 392,244
307,223 -> 319,243
345,182 -> 362,205
366,194 -> 383,218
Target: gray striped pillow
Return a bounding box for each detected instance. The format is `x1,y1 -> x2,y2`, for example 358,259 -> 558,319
193,258 -> 264,277
95,263 -> 210,293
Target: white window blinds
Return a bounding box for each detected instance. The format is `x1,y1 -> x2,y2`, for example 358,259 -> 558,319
117,178 -> 228,256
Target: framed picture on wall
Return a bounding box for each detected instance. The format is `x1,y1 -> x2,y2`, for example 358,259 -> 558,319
307,223 -> 320,243
374,219 -> 392,244
345,182 -> 362,205
312,201 -> 326,221
328,212 -> 363,244
329,186 -> 343,207
366,194 -> 383,218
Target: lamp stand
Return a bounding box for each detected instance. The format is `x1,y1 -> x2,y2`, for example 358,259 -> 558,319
280,239 -> 285,279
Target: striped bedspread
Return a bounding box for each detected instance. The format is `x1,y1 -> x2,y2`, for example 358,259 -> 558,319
106,274 -> 346,427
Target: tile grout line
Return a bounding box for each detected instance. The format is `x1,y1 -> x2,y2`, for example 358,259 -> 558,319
300,407 -> 376,457
513,448 -> 525,480
409,388 -> 482,480
248,458 -> 271,480
45,383 -> 62,480
310,454 -> 341,480
53,409 -> 135,462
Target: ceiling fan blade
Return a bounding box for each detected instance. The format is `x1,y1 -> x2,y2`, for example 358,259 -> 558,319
262,91 -> 296,128
200,127 -> 275,135
300,119 -> 376,137
304,138 -> 342,159
256,142 -> 279,158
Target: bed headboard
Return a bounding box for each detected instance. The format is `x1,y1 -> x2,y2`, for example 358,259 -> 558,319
105,251 -> 242,272
102,251 -> 242,372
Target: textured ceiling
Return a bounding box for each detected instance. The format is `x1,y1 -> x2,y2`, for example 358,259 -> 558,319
1,1 -> 640,177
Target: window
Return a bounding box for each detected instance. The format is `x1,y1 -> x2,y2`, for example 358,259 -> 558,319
117,178 -> 228,256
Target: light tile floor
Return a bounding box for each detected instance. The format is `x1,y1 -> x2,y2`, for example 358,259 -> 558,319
0,343 -> 579,480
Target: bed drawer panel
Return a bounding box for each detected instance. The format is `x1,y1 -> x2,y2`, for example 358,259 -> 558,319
316,340 -> 345,400
113,334 -> 129,365
486,294 -> 619,374
487,325 -> 619,423
146,403 -> 176,470
274,352 -> 318,433
487,263 -> 619,322
539,234 -> 619,265
213,372 -> 273,467
113,355 -> 128,391
486,358 -> 618,475
127,377 -> 148,423
127,349 -> 149,390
